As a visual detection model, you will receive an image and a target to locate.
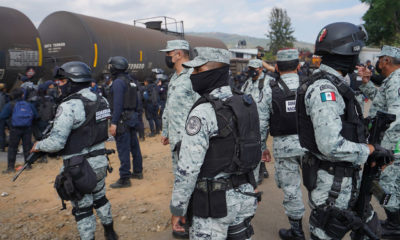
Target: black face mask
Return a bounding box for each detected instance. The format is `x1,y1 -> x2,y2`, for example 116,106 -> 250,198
247,69 -> 258,79
59,81 -> 72,100
375,60 -> 382,74
190,66 -> 230,95
321,54 -> 359,77
165,56 -> 174,69
47,88 -> 58,99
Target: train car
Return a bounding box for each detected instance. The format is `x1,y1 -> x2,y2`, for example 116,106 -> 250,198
38,11 -> 227,82
0,7 -> 42,90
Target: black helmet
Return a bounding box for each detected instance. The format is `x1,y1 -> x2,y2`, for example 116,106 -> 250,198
54,61 -> 92,83
315,22 -> 368,56
108,56 -> 129,72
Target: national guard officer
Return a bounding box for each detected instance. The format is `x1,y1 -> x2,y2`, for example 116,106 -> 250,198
170,47 -> 260,239
241,59 -> 273,183
359,45 -> 400,239
296,22 -> 393,240
268,49 -> 306,240
31,61 -> 118,240
159,40 -> 200,176
108,56 -> 143,188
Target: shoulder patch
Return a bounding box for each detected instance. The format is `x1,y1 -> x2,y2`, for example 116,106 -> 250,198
320,84 -> 335,91
186,116 -> 201,136
55,106 -> 63,118
320,92 -> 336,102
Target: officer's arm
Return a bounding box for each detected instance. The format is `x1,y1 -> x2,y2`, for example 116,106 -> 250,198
382,78 -> 400,151
111,79 -> 125,125
170,105 -> 215,216
161,92 -> 169,138
35,102 -> 75,152
258,80 -> 272,151
359,80 -> 378,100
306,82 -> 369,164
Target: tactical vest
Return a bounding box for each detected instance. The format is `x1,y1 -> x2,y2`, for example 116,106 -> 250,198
109,73 -> 137,111
296,71 -> 367,155
57,93 -> 111,156
242,77 -> 265,101
269,77 -> 298,136
190,91 -> 261,179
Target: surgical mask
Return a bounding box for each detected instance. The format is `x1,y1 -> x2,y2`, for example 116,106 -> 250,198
165,56 -> 174,69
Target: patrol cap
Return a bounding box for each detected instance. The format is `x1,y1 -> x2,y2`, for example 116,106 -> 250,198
248,59 -> 263,68
277,48 -> 299,61
183,47 -> 230,68
377,45 -> 400,59
160,40 -> 190,52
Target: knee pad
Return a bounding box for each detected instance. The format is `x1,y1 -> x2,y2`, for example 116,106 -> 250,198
93,196 -> 109,209
72,206 -> 94,222
227,217 -> 254,240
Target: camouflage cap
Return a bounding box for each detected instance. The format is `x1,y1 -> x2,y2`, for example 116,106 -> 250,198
277,48 -> 299,61
183,47 -> 230,68
377,45 -> 400,59
248,59 -> 263,68
160,40 -> 190,52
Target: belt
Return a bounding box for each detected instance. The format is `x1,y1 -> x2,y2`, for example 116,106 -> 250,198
195,174 -> 250,192
319,160 -> 361,177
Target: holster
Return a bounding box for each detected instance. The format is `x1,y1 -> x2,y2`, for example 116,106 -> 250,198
301,152 -> 320,192
192,179 -> 227,218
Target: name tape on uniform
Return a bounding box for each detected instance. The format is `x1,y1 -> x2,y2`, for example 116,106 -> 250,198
96,109 -> 111,121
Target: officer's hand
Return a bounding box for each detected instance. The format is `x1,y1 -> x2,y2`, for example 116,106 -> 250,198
369,144 -> 394,169
109,124 -> 117,137
356,66 -> 371,84
161,136 -> 169,145
30,142 -> 39,153
171,215 -> 185,232
261,149 -> 271,162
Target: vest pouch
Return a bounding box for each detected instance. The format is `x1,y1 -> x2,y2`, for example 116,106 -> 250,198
64,155 -> 97,194
192,185 -> 209,218
209,183 -> 227,218
301,152 -> 320,192
239,140 -> 261,171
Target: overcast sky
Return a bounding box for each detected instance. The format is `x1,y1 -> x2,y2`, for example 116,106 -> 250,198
2,0 -> 369,43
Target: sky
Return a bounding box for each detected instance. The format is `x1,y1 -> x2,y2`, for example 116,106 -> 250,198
1,0 -> 369,43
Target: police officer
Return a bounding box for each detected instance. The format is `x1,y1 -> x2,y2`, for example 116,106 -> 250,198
241,59 -> 273,183
268,49 -> 306,240
108,56 -> 143,188
31,61 -> 118,240
359,45 -> 400,239
159,40 -> 200,177
296,22 -> 392,240
170,47 -> 259,239
143,77 -> 161,137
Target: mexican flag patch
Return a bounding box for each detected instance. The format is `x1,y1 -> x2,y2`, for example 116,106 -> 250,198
320,92 -> 336,102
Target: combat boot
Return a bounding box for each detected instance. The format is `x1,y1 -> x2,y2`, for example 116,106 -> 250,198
381,209 -> 400,239
2,168 -> 15,174
131,172 -> 143,179
103,222 -> 118,240
279,217 -> 305,240
109,178 -> 131,188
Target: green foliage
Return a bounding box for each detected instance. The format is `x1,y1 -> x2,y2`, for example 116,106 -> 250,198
263,51 -> 276,61
266,7 -> 296,55
361,0 -> 400,46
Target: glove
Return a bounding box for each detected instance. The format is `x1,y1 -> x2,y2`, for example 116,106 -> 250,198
369,144 -> 394,168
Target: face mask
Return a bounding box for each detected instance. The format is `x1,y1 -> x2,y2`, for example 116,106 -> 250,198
59,81 -> 72,99
47,88 -> 58,99
190,66 -> 229,95
248,69 -> 258,79
375,60 -> 382,74
165,56 -> 174,69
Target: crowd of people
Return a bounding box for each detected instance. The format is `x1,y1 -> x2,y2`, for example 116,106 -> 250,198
1,20 -> 399,240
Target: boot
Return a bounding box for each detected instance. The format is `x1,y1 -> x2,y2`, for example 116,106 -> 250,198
381,209 -> 400,239
279,217 -> 305,240
109,178 -> 131,188
103,222 -> 118,240
2,168 -> 15,174
131,172 -> 143,179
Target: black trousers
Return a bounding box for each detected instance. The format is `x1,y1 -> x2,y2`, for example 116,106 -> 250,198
7,127 -> 32,169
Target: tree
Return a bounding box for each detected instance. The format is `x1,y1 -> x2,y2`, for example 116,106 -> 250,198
360,0 -> 400,46
266,7 -> 296,55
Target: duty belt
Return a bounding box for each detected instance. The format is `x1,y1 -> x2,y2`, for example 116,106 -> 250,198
195,174 -> 250,192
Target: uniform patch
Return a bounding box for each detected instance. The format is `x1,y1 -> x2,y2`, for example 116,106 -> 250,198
285,100 -> 296,112
320,92 -> 336,102
320,84 -> 335,91
318,28 -> 327,42
55,106 -> 63,118
186,116 -> 201,136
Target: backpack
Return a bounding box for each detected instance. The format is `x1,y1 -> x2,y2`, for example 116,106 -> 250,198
11,101 -> 34,127
38,96 -> 56,122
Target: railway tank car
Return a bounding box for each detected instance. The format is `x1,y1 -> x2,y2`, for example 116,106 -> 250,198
38,11 -> 227,81
0,7 -> 42,90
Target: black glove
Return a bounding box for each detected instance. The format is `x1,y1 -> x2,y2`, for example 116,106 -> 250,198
369,144 -> 394,168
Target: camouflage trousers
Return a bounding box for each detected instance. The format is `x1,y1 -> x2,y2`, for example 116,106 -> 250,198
274,156 -> 305,220
171,149 -> 179,178
190,184 -> 257,240
379,159 -> 400,212
71,167 -> 113,240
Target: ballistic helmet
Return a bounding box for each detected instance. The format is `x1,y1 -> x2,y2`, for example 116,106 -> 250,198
108,56 -> 129,72
54,61 -> 92,83
315,22 -> 368,56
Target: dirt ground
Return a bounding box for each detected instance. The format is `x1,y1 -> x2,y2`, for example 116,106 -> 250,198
0,134 -> 384,240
